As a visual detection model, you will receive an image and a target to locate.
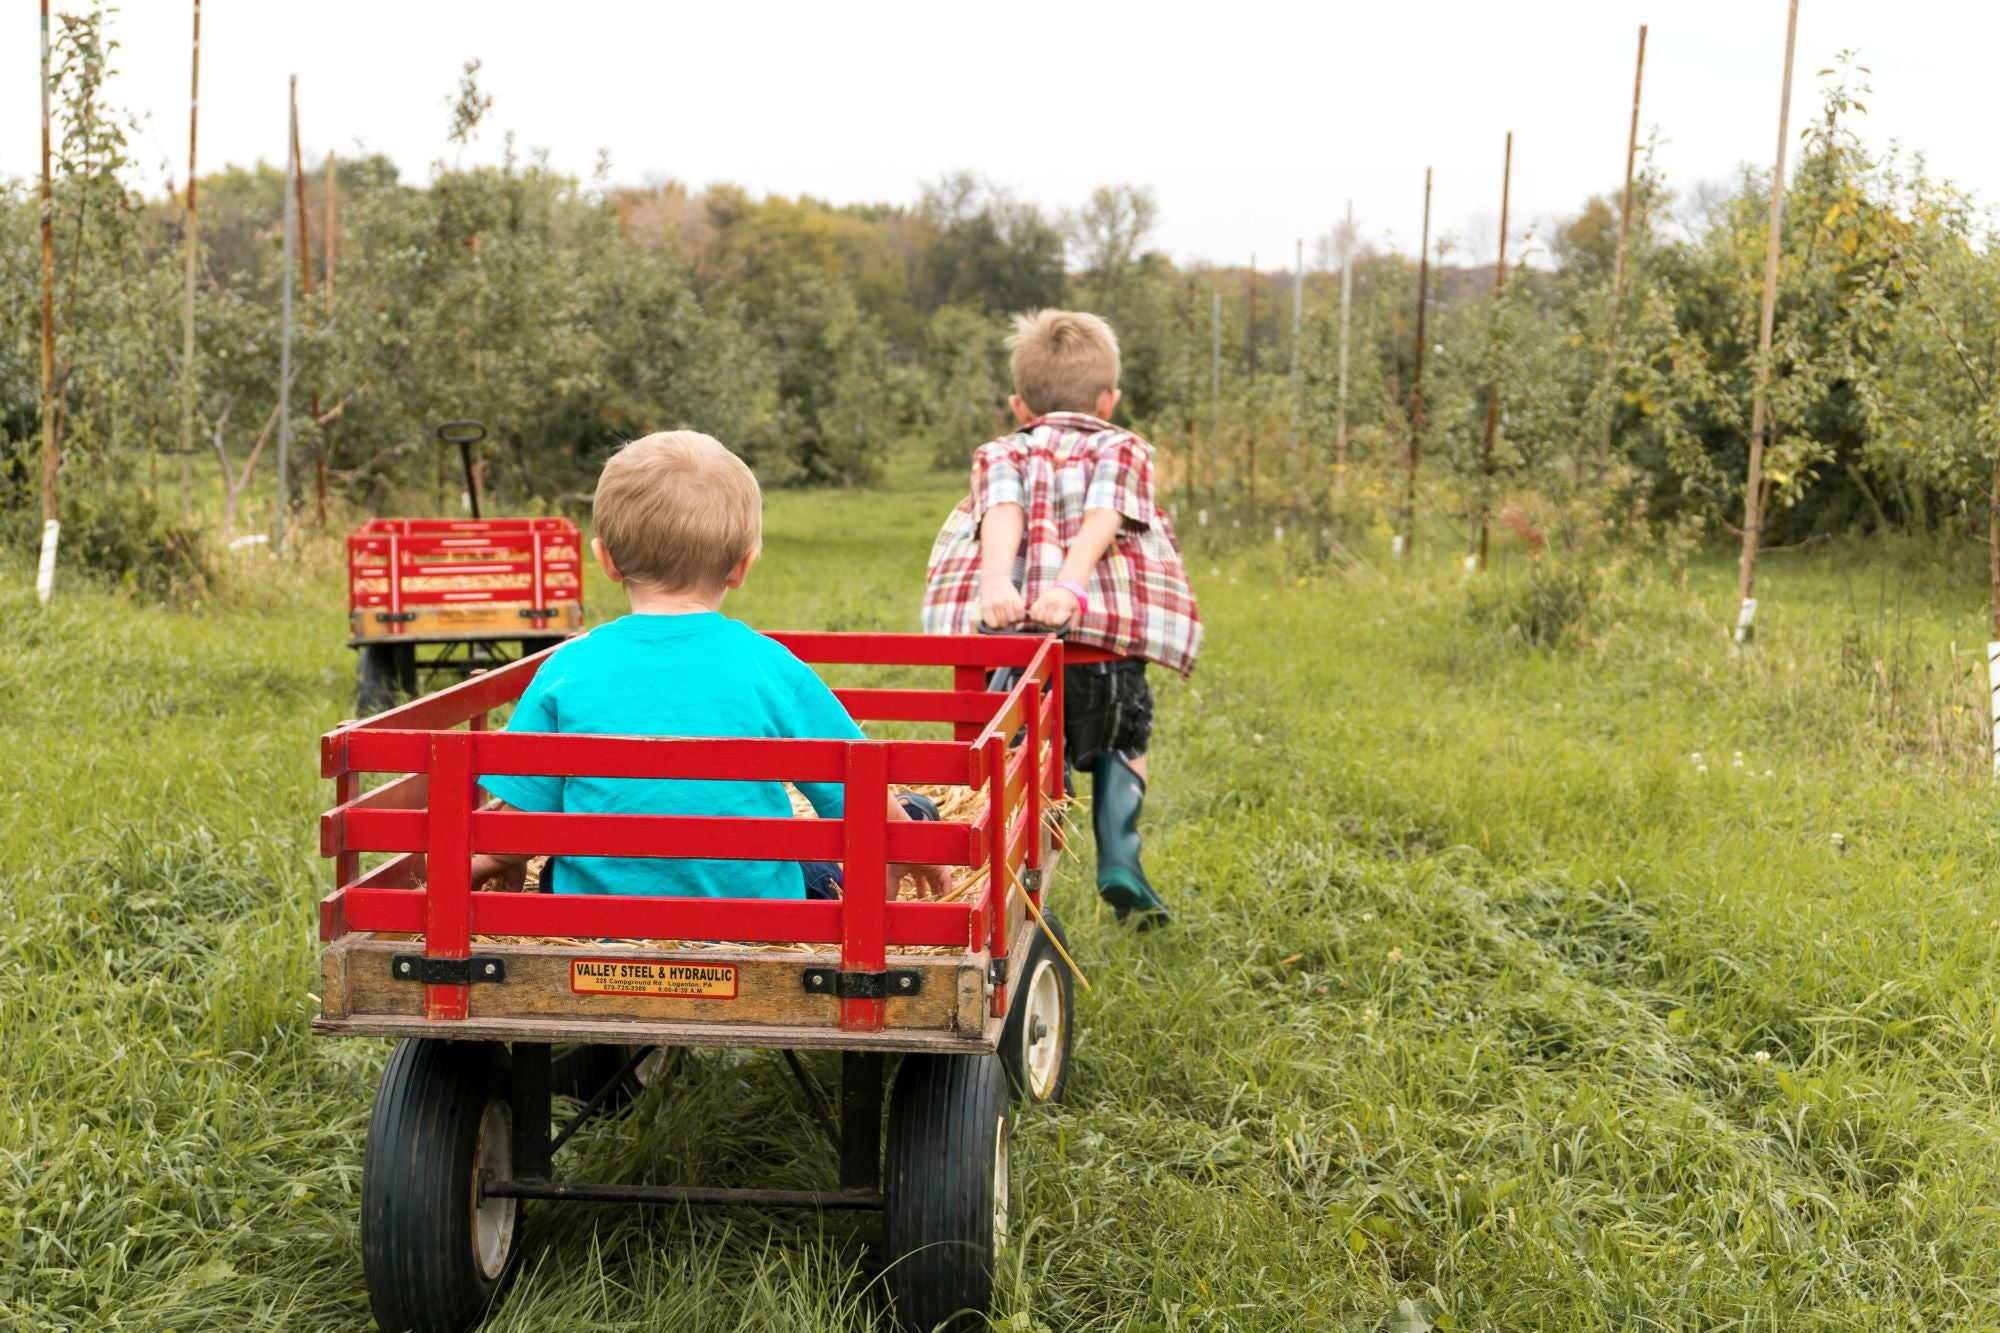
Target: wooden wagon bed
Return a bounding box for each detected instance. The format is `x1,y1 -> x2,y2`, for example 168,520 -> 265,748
314,630 -> 1081,1051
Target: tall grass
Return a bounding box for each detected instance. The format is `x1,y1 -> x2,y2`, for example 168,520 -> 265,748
7,478 -> 2000,1330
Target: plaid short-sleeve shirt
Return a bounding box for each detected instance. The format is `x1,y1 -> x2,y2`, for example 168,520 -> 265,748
921,413 -> 1204,677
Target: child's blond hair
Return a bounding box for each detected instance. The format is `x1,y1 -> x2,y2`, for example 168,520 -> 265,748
1007,309 -> 1121,414
592,431 -> 762,591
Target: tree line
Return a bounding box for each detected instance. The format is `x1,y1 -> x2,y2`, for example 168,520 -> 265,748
6,15 -> 2000,617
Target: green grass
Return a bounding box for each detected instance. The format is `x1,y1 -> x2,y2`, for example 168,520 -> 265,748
9,473 -> 2000,1330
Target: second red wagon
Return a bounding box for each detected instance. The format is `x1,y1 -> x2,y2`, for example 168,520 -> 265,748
345,515 -> 585,713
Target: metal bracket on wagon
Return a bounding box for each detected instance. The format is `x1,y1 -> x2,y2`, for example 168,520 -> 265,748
1022,867 -> 1044,893
801,967 -> 923,999
390,954 -> 508,985
373,611 -> 419,624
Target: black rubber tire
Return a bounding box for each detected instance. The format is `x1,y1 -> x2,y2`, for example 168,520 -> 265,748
882,1053 -> 1010,1333
361,1039 -> 520,1333
355,644 -> 402,717
999,910 -> 1075,1106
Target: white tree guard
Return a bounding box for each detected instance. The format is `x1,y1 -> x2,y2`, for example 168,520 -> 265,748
1988,642 -> 2000,777
35,519 -> 58,605
1733,597 -> 1757,645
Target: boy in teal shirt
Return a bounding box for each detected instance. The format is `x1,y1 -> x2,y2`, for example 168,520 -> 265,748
471,431 -> 946,901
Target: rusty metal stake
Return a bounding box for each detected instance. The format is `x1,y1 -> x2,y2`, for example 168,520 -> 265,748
1592,24 -> 1649,488
276,75 -> 297,551
178,0 -> 201,522
1400,168 -> 1432,558
1336,200 -> 1353,487
1734,1 -> 1800,646
1476,133 -> 1514,573
1247,255 -> 1258,514
39,0 -> 57,530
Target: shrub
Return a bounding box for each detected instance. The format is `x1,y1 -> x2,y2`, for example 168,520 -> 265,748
2,471 -> 217,606
1467,552 -> 1647,648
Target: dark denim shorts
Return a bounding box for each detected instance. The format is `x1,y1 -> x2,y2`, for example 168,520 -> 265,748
1062,660 -> 1153,767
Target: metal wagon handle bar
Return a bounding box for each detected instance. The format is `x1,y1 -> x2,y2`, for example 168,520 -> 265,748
977,621 -> 1070,638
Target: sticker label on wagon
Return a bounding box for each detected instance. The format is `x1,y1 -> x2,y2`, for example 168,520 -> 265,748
570,959 -> 738,999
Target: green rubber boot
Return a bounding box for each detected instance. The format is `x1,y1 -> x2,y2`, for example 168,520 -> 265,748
1092,753 -> 1170,928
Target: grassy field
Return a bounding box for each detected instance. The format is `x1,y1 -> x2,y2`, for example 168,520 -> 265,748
9,470 -> 2000,1331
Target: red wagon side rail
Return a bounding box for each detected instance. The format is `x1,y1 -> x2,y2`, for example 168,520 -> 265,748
319,631 -> 1070,1032
347,517 -> 584,638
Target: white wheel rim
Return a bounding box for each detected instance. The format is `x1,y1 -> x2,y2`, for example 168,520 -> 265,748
992,1113 -> 1010,1251
471,1099 -> 518,1280
1019,957 -> 1065,1100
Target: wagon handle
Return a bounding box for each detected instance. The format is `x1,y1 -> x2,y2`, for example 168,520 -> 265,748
435,420 -> 488,519
976,621 -> 1069,639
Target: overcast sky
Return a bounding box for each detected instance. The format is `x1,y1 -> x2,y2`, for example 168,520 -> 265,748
6,1 -> 1994,269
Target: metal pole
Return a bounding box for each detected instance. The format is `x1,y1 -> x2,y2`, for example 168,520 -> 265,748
1734,1 -> 1799,645
37,0 -> 59,603
1477,133 -> 1514,573
178,0 -> 201,521
1210,288 -> 1221,399
1247,255 -> 1257,382
324,150 -> 336,302
324,152 -> 338,528
1183,276 -> 1197,520
1595,23 -> 1648,482
1209,286 -> 1220,518
1291,236 -> 1303,475
1336,200 -> 1353,485
289,97 -> 324,526
39,0 -> 57,526
276,75 -> 297,551
1246,256 -> 1257,514
1401,168 -> 1432,557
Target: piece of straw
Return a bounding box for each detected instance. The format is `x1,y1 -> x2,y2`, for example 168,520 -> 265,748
1006,861 -> 1092,992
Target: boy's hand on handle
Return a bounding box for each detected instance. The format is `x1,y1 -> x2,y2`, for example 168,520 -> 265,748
980,577 -> 1027,629
1028,584 -> 1080,629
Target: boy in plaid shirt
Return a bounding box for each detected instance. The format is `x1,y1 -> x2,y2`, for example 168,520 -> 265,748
923,310 -> 1203,927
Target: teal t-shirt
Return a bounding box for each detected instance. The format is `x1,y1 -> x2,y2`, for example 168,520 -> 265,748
479,612 -> 863,898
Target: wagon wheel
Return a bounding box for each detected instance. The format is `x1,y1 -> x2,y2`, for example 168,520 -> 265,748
1000,910 -> 1075,1105
882,1053 -> 1010,1332
355,644 -> 401,716
361,1039 -> 520,1333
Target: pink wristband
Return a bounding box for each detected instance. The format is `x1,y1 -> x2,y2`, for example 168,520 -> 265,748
1052,579 -> 1090,620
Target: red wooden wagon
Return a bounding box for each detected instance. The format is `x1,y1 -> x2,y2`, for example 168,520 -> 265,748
345,516 -> 586,714
315,629 -> 1084,1332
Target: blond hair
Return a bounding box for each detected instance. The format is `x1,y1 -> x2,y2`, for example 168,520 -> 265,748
592,431 -> 762,591
1007,309 -> 1121,414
